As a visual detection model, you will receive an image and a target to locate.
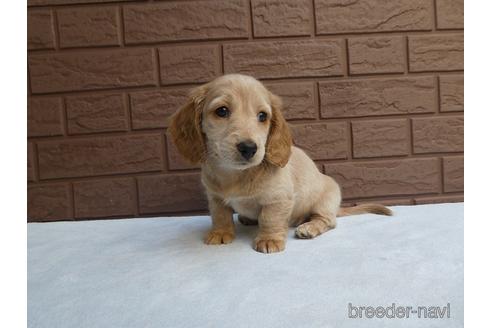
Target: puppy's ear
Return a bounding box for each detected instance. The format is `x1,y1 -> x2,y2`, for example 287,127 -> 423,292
265,92 -> 292,167
168,85 -> 207,164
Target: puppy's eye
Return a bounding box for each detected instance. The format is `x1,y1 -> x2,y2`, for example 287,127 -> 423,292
215,106 -> 230,118
257,111 -> 267,122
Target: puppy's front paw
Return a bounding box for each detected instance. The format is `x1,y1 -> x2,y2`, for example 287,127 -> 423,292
205,230 -> 235,245
254,238 -> 285,254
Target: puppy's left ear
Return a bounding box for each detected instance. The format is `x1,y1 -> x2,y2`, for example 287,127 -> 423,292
265,92 -> 292,167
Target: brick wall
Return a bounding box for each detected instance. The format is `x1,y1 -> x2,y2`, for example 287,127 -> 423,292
27,0 -> 464,222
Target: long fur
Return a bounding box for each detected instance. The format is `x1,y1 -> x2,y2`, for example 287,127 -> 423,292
169,74 -> 392,254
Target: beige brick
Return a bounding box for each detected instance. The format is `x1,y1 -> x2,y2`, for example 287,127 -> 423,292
352,119 -> 408,158
66,93 -> 127,135
29,49 -> 156,94
38,134 -> 162,179
265,82 -> 317,120
324,158 -> 440,199
138,173 -> 207,214
291,123 -> 348,160
436,0 -> 464,29
412,117 -> 463,153
28,183 -> 72,221
409,34 -> 463,72
28,97 -> 64,137
28,143 -> 36,182
320,77 -> 436,118
348,36 -> 405,75
159,45 -> 221,85
443,156 -> 463,192
130,88 -> 189,130
252,0 -> 311,37
74,178 -> 135,218
124,1 -> 248,44
440,75 -> 464,112
57,7 -> 119,48
28,10 -> 55,50
224,40 -> 343,79
315,0 -> 432,34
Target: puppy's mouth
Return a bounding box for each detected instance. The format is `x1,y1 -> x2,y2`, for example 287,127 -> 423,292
233,156 -> 263,168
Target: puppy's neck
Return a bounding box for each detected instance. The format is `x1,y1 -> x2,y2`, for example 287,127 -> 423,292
202,159 -> 275,198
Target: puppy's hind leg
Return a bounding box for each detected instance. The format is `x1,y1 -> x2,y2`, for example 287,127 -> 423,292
295,214 -> 336,239
295,175 -> 341,239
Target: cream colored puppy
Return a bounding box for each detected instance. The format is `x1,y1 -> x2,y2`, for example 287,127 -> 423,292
169,74 -> 391,254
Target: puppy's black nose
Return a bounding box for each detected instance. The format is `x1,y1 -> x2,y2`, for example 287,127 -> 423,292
236,141 -> 257,160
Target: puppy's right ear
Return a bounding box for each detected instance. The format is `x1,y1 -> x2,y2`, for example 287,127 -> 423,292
168,85 -> 207,164
265,92 -> 292,167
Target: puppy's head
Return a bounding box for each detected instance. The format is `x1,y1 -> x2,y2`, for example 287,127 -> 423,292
169,74 -> 292,170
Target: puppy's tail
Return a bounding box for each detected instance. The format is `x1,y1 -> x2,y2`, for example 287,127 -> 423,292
337,203 -> 393,217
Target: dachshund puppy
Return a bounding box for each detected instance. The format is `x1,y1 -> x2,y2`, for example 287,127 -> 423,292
169,74 -> 391,254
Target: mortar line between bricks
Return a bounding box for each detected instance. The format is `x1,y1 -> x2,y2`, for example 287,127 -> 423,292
33,169 -> 202,185
160,131 -> 168,173
436,75 -> 442,113
318,152 -> 463,163
327,191 -> 457,203
403,35 -> 409,74
310,0 -> 316,37
29,129 -> 165,143
26,111 -> 465,143
32,142 -> 41,182
153,48 -> 161,86
30,152 -> 464,185
27,65 -> 33,96
117,5 -> 125,47
163,136 -> 175,172
344,38 -> 350,77
248,0 -> 254,39
439,157 -> 445,194
219,44 -> 225,74
51,9 -> 61,50
314,82 -> 321,120
133,177 -> 140,217
34,209 -> 210,223
432,0 -> 439,31
406,118 -> 413,156
347,121 -> 353,160
61,97 -> 69,136
346,192 -> 436,202
414,196 -> 463,205
26,29 -> 464,55
409,118 -> 415,155
310,111 -> 463,123
124,93 -> 132,131
28,1 -> 156,10
69,182 -> 76,219
27,70 -> 464,97
357,192 -> 463,204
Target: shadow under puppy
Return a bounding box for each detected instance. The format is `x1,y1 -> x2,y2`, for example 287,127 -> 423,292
169,74 -> 391,254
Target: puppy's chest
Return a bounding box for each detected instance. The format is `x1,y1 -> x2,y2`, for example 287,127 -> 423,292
225,197 -> 261,219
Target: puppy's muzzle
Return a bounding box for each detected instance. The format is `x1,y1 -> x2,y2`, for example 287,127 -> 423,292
236,141 -> 257,160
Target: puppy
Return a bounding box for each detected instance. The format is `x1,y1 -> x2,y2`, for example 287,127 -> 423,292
169,74 -> 391,254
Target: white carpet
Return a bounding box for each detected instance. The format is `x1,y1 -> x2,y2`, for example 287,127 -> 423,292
28,203 -> 463,328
